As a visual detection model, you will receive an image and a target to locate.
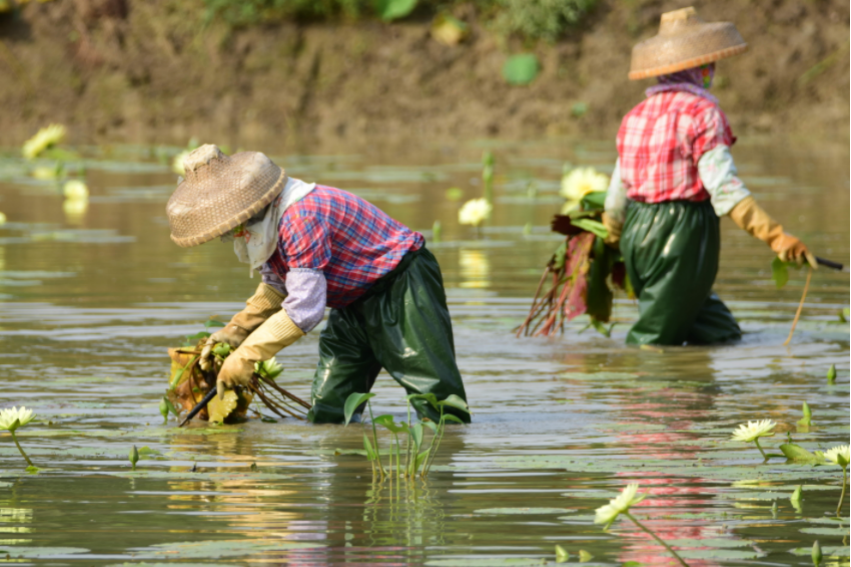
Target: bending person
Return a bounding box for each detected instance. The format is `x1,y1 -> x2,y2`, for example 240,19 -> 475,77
166,145 -> 469,423
602,7 -> 815,346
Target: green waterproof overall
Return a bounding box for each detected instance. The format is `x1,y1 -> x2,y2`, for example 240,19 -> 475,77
307,247 -> 470,424
619,200 -> 742,346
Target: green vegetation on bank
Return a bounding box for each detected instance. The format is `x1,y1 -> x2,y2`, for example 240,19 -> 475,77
202,0 -> 597,42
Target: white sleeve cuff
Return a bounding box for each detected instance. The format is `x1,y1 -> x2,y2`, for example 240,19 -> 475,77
698,145 -> 751,217
604,159 -> 627,223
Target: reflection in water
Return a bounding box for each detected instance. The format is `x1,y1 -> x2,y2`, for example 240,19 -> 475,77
459,249 -> 490,289
0,137 -> 847,565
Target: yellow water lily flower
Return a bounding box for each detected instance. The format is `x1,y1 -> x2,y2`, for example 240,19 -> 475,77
594,483 -> 645,529
560,166 -> 608,213
824,445 -> 850,468
0,406 -> 35,433
63,179 -> 89,200
22,124 -> 66,159
731,419 -> 776,442
458,198 -> 492,227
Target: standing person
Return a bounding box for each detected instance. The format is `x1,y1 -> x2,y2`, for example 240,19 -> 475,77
166,144 -> 469,423
601,7 -> 816,346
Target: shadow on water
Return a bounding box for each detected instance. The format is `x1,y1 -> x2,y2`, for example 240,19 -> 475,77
0,136 -> 848,565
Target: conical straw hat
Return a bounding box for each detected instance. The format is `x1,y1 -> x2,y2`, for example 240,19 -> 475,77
166,144 -> 286,248
629,7 -> 747,80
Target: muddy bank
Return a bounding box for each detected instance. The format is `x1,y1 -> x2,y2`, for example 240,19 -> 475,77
0,0 -> 847,148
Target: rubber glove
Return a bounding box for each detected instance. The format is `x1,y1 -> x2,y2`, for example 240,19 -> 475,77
601,212 -> 622,248
728,196 -> 816,268
200,283 -> 285,371
217,309 -> 304,394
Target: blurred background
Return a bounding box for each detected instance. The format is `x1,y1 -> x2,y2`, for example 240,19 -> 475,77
0,0 -> 847,148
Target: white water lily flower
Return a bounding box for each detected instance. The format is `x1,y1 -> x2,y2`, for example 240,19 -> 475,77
22,124 -> 66,159
594,483 -> 645,528
63,180 -> 89,200
731,419 -> 776,443
824,445 -> 850,468
560,167 -> 608,212
458,198 -> 492,227
0,407 -> 35,433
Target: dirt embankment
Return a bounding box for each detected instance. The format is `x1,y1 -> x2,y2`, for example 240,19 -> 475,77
0,0 -> 848,148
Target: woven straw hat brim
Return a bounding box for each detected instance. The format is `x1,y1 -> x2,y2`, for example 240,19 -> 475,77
629,21 -> 747,80
166,150 -> 286,248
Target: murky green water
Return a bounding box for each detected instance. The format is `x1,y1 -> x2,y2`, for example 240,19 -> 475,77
0,136 -> 848,565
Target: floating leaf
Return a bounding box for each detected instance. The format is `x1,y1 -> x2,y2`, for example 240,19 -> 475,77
204,319 -> 225,329
344,392 -> 375,426
374,0 -> 417,22
578,550 -> 593,562
503,54 -> 540,86
555,545 -> 568,563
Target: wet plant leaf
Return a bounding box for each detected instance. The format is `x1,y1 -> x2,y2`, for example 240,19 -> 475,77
408,392 -> 438,410
578,550 -> 593,562
207,390 -> 238,424
554,544 -> 568,563
344,392 -> 375,426
442,414 -> 465,425
502,54 -> 539,86
438,394 -> 469,413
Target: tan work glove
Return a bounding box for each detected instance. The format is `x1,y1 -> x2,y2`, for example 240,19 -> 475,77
199,283 -> 286,371
729,196 -> 817,268
601,212 -> 623,248
216,309 -> 305,394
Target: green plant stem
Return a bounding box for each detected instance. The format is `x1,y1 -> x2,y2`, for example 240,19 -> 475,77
425,414 -> 448,476
10,431 -> 34,468
624,512 -> 689,567
405,401 -> 413,479
368,402 -> 384,479
393,434 -> 401,479
754,438 -> 768,460
837,467 -> 847,517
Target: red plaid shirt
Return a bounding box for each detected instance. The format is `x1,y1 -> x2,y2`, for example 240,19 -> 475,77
266,186 -> 424,309
617,90 -> 735,204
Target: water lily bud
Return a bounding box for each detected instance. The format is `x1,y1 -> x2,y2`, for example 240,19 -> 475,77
812,540 -> 822,566
129,445 -> 139,470
827,364 -> 836,384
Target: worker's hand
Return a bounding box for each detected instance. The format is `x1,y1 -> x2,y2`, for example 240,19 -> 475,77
771,233 -> 817,269
216,346 -> 257,395
199,324 -> 249,371
601,212 -> 622,249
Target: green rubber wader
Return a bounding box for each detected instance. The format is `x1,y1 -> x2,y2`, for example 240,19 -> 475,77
620,199 -> 742,346
307,247 -> 470,424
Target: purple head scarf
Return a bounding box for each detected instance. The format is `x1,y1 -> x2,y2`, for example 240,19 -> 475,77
645,63 -> 717,103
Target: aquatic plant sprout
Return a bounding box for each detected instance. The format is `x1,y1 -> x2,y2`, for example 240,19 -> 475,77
255,358 -> 283,380
560,166 -> 608,213
823,444 -> 849,516
731,419 -> 776,459
0,406 -> 36,467
594,483 -> 688,567
22,124 -> 66,159
458,198 -> 492,227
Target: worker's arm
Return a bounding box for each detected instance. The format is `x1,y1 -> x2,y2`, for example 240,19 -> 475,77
698,145 -> 815,267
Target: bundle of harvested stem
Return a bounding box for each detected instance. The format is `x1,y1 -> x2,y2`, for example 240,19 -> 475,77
516,215 -> 632,338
